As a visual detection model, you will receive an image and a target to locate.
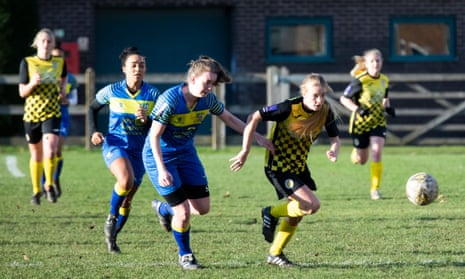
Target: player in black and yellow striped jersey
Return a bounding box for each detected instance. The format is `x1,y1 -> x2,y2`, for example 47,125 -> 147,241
230,73 -> 340,266
340,49 -> 396,200
19,28 -> 67,205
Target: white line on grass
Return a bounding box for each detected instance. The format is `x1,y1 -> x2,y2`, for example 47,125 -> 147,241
7,258 -> 465,271
5,155 -> 25,177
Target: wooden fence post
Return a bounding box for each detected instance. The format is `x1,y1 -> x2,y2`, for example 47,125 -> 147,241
266,66 -> 279,133
85,68 -> 95,151
266,66 -> 290,133
212,83 -> 226,150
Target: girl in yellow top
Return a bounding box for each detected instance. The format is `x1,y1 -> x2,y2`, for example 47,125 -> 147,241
339,49 -> 396,200
231,74 -> 340,266
19,28 -> 67,205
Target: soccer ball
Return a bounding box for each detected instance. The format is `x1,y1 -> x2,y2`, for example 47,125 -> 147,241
405,172 -> 439,206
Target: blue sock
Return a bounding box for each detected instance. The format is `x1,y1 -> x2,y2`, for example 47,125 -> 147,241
53,158 -> 63,181
173,227 -> 191,256
116,208 -> 130,234
109,189 -> 126,216
41,171 -> 45,188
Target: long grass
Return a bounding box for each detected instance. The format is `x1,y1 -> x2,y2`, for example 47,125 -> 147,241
0,144 -> 464,278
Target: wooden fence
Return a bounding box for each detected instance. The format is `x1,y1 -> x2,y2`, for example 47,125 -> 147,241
268,66 -> 465,145
2,67 -> 465,148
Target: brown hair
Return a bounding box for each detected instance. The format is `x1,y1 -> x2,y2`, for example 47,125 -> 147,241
288,73 -> 336,140
187,55 -> 232,85
350,48 -> 383,77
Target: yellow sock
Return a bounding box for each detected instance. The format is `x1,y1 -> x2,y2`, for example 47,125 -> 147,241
370,161 -> 383,191
43,157 -> 56,187
287,200 -> 304,217
172,224 -> 190,233
351,148 -> 360,164
114,183 -> 131,196
269,219 -> 297,256
271,201 -> 304,218
119,207 -> 130,217
30,159 -> 43,195
270,203 -> 287,217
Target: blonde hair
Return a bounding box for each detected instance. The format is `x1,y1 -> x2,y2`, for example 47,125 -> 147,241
31,28 -> 55,49
350,48 -> 383,77
187,55 -> 232,85
288,73 -> 337,140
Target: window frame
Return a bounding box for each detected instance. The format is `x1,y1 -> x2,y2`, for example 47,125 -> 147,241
265,17 -> 333,63
389,16 -> 456,62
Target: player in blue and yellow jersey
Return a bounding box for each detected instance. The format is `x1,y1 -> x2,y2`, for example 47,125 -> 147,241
339,49 -> 396,200
230,73 -> 340,266
88,46 -> 161,253
19,28 -> 68,205
40,45 -> 79,198
143,55 -> 270,269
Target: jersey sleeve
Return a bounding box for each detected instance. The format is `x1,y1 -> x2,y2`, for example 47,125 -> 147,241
324,107 -> 339,137
207,93 -> 225,116
61,61 -> 67,78
342,79 -> 362,99
259,100 -> 292,122
151,93 -> 175,125
95,84 -> 112,105
19,59 -> 29,84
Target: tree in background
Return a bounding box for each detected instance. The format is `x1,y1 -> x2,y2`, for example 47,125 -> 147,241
0,0 -> 38,137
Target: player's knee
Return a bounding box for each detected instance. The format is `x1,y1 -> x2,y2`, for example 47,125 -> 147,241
195,205 -> 210,215
301,200 -> 320,215
117,179 -> 134,192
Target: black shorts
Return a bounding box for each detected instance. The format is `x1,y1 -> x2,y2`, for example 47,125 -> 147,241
351,125 -> 386,149
162,184 -> 210,207
264,167 -> 316,200
24,117 -> 61,144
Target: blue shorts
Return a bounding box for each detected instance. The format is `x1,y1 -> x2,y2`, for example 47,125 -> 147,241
102,142 -> 145,187
143,145 -> 208,197
59,105 -> 70,137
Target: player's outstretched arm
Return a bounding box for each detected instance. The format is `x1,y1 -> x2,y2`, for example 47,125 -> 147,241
228,110 -> 263,172
326,136 -> 340,162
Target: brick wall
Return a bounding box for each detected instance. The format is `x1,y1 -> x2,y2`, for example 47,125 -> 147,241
38,0 -> 465,75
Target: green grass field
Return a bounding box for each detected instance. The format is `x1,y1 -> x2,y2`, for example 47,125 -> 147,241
1,144 -> 464,278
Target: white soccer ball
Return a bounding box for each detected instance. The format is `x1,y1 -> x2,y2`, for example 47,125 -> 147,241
406,172 -> 439,206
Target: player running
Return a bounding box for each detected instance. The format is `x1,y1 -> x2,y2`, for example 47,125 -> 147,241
143,55 -> 270,269
230,73 -> 340,266
88,46 -> 161,253
19,28 -> 68,205
339,48 -> 395,200
40,44 -> 79,198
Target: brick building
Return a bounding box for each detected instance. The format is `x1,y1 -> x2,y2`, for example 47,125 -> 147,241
35,0 -> 465,144
38,0 -> 465,74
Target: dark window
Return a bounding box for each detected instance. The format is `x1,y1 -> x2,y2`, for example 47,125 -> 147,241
266,17 -> 333,63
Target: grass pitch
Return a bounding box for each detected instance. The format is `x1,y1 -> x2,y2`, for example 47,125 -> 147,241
1,144 -> 464,278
